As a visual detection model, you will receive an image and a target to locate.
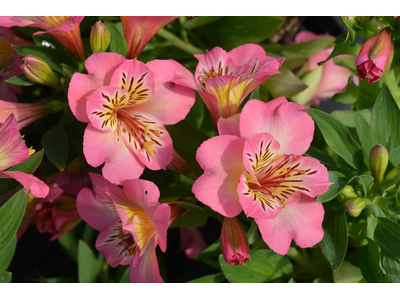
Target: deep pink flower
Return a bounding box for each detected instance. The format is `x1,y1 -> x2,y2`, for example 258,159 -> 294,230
121,17 -> 179,59
77,173 -> 171,283
192,97 -> 330,255
68,53 -> 195,184
293,31 -> 354,105
171,44 -> 284,125
355,28 -> 394,84
0,114 -> 49,198
0,17 -> 86,61
220,217 -> 249,265
0,27 -> 32,102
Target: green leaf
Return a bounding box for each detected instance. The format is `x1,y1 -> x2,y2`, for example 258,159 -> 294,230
261,66 -> 307,99
169,200 -> 209,228
196,239 -> 221,260
0,235 -> 16,272
184,16 -> 223,30
319,207 -> 348,270
370,86 -> 400,166
5,74 -> 34,86
381,251 -> 400,283
317,171 -> 348,203
331,109 -> 370,128
41,120 -> 69,171
333,56 -> 356,72
195,16 -> 285,50
305,146 -> 337,167
340,16 -> 359,42
308,108 -> 364,171
292,66 -> 323,105
374,218 -> 400,259
0,190 -> 27,253
118,266 -> 130,283
0,151 -> 44,197
78,240 -> 102,283
219,249 -> 292,283
0,271 -> 11,283
187,273 -> 225,283
391,39 -> 400,70
13,45 -> 78,75
247,221 -> 260,245
105,19 -> 127,57
58,230 -> 78,262
354,110 -> 376,161
333,261 -> 363,283
332,75 -> 358,104
359,239 -> 389,283
280,37 -> 334,59
354,80 -> 381,110
318,34 -> 362,66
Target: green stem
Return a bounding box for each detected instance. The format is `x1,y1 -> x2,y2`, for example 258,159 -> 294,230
156,28 -> 205,55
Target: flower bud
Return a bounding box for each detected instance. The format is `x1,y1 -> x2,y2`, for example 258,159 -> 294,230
344,16 -> 369,27
166,150 -> 193,177
355,28 -> 394,84
340,185 -> 359,201
90,21 -> 111,53
384,165 -> 400,191
370,145 -> 389,183
221,217 -> 249,265
344,197 -> 366,217
21,55 -> 61,89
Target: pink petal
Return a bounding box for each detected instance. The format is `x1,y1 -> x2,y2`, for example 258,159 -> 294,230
96,220 -> 136,268
192,135 -> 245,218
217,114 -> 240,136
240,99 -> 314,156
180,227 -> 207,260
129,238 -> 163,283
0,170 -> 49,198
256,194 -> 325,255
169,59 -> 198,89
83,124 -> 145,185
132,60 -> 195,125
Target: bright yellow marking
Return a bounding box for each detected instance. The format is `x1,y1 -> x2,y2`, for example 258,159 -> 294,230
154,130 -> 160,137
29,148 -> 36,156
144,141 -> 156,156
281,168 -> 288,173
144,125 -> 150,135
300,170 -> 306,175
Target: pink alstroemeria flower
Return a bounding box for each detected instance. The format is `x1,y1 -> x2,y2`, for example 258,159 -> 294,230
68,53 -> 195,184
0,17 -> 86,61
77,173 -> 171,283
180,227 -> 207,260
0,114 -> 49,198
171,44 -> 284,125
192,97 -> 330,255
121,17 -> 179,59
293,31 -> 354,106
0,27 -> 32,102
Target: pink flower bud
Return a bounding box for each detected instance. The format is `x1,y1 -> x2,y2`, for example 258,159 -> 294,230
344,197 -> 366,217
21,55 -> 61,89
370,144 -> 389,183
90,21 -> 111,53
355,28 -> 394,84
220,217 -> 250,265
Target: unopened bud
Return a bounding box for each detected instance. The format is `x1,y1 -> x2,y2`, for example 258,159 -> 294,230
344,197 -> 366,217
166,150 -> 193,177
21,55 -> 61,89
340,185 -> 358,201
370,145 -> 389,183
221,217 -> 249,266
384,165 -> 400,192
90,21 -> 111,53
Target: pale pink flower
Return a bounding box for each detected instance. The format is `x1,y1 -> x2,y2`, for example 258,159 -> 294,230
77,173 -> 171,283
68,53 -> 195,185
0,114 -> 49,198
121,17 -> 179,59
171,44 -> 284,124
192,97 -> 330,255
0,17 -> 86,61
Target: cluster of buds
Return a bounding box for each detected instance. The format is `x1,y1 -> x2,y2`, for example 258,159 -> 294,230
21,55 -> 61,89
340,185 -> 366,217
90,21 -> 111,54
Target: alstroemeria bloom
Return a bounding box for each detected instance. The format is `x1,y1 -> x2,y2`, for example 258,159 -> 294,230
192,97 -> 330,255
77,173 -> 171,283
0,27 -> 32,102
121,17 -> 179,59
0,99 -> 63,130
171,44 -> 284,124
292,31 -> 354,106
0,114 -> 49,198
68,53 -> 195,184
355,28 -> 394,84
0,17 -> 85,61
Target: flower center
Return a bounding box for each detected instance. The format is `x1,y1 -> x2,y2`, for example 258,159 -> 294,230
115,230 -> 137,257
198,62 -> 233,88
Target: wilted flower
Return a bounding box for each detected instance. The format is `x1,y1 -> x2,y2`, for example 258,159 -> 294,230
220,217 -> 249,265
370,144 -> 389,183
21,55 -> 61,89
90,21 -> 111,53
355,28 -> 394,84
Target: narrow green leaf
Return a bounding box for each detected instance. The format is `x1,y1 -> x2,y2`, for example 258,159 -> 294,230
333,261 -> 363,283
319,208 -> 348,270
308,108 -> 364,171
370,86 -> 400,166
5,74 -> 34,86
78,240 -> 101,283
247,221 -> 260,245
359,239 -> 389,283
58,230 -> 78,262
0,190 -> 27,252
187,273 -> 225,283
0,151 -> 44,197
354,80 -> 381,110
219,249 -> 292,283
318,34 -> 361,66
41,121 -> 69,171
317,171 -> 347,203
354,110 -> 376,162
184,16 -> 223,30
196,239 -> 221,260
0,235 -> 16,272
305,146 -> 337,167
105,19 -> 127,57
374,218 -> 400,259
0,271 -> 11,283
